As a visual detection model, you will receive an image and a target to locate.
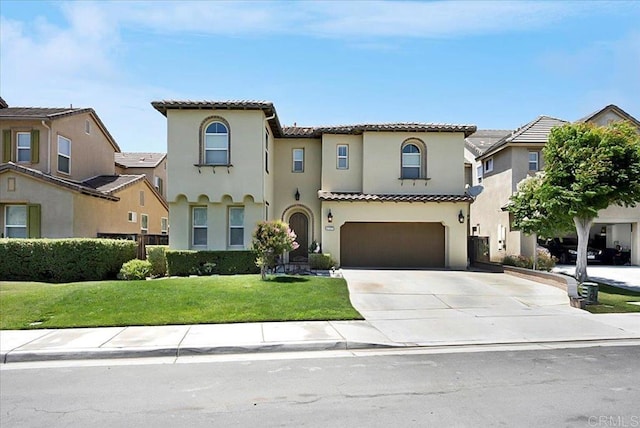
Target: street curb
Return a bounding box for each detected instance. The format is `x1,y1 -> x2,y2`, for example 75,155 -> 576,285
4,337 -> 640,364
2,340 -> 403,364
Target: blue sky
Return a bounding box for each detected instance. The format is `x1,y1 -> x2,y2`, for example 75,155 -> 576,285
1,1 -> 639,152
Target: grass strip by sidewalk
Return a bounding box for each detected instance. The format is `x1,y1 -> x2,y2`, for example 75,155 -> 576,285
584,283 -> 640,314
0,275 -> 363,330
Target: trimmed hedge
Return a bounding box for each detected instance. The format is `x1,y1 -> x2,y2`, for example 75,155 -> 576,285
119,259 -> 152,280
0,238 -> 137,283
309,253 -> 336,270
166,250 -> 259,276
146,245 -> 168,277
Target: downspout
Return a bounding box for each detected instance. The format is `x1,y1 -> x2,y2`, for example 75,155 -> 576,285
263,113 -> 276,219
41,120 -> 51,174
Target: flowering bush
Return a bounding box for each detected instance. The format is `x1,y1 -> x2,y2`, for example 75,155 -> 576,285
501,248 -> 557,272
252,221 -> 299,280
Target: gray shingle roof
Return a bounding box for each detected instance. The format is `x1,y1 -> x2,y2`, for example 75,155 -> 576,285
478,115 -> 568,160
465,129 -> 512,157
0,106 -> 121,152
115,152 -> 166,168
318,190 -> 473,203
152,100 -> 478,138
0,163 -> 119,201
577,104 -> 640,128
83,175 -> 145,194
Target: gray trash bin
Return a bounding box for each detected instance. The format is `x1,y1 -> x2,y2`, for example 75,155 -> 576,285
579,282 -> 599,304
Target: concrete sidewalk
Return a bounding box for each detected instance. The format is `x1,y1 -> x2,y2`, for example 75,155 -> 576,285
2,269 -> 640,364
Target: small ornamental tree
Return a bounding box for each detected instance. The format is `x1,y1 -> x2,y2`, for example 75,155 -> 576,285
508,121 -> 640,283
252,220 -> 299,280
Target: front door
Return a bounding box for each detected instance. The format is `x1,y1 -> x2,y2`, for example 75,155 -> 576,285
289,212 -> 309,262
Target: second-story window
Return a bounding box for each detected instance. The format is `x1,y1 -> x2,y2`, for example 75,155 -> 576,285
16,132 -> 31,162
204,121 -> 229,165
484,158 -> 494,173
337,144 -> 349,169
528,151 -> 539,171
476,165 -> 483,183
265,129 -> 269,173
292,148 -> 304,172
57,135 -> 71,174
401,143 -> 421,179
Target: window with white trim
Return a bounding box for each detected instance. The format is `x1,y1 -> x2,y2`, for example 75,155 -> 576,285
337,144 -> 348,169
292,148 -> 304,172
57,135 -> 71,174
484,158 -> 494,173
204,122 -> 229,165
141,214 -> 148,233
476,165 -> 483,183
4,205 -> 27,238
17,132 -> 31,162
401,143 -> 421,179
85,120 -> 91,134
161,217 -> 168,234
192,207 -> 207,246
229,207 -> 244,247
528,151 -> 539,171
128,211 -> 137,222
154,176 -> 163,196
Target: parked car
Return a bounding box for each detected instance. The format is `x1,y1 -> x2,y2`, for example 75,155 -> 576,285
540,238 -> 603,264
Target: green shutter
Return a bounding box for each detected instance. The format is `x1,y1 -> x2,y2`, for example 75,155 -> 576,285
2,129 -> 11,162
27,204 -> 41,238
31,130 -> 40,163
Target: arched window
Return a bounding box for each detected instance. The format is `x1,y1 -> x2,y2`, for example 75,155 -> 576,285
401,143 -> 421,179
204,121 -> 229,165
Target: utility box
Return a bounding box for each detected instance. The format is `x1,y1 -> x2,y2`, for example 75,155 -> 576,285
580,282 -> 599,305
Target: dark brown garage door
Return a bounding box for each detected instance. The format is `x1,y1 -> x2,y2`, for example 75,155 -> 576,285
340,222 -> 445,268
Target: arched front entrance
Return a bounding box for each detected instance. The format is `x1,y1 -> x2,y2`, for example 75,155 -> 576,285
289,212 -> 309,262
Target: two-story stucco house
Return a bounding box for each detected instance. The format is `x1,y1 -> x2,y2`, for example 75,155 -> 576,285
467,104 -> 640,265
0,98 -> 168,239
152,100 -> 476,269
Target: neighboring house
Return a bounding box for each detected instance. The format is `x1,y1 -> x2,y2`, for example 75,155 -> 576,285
152,100 -> 476,269
0,99 -> 169,240
467,105 -> 640,265
115,152 -> 168,200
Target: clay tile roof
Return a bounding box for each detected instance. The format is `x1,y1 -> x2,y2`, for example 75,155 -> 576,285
115,152 -> 166,168
317,190 -> 473,203
83,175 -> 145,194
284,123 -> 477,138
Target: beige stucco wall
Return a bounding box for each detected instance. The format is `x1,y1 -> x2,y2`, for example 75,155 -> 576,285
169,195 -> 260,250
74,179 -> 168,237
0,172 -> 166,238
320,201 -> 469,269
0,170 -> 75,237
362,131 -> 466,195
272,137 -> 322,244
166,109 -> 267,203
321,134 -> 363,192
116,157 -> 168,200
0,113 -> 117,180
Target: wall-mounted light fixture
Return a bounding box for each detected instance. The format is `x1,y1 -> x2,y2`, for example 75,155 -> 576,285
295,188 -> 300,201
327,210 -> 333,223
458,210 -> 465,224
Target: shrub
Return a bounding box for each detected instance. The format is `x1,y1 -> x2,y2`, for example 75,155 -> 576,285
252,221 -> 299,280
501,249 -> 557,272
166,250 -> 259,276
0,238 -> 137,283
502,254 -> 531,268
535,248 -> 557,271
118,259 -> 152,280
147,245 -> 168,277
309,253 -> 336,270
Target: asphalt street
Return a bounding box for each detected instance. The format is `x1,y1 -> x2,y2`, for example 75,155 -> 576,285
2,345 -> 639,427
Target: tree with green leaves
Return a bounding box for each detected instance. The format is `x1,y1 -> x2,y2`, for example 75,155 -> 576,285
252,220 -> 299,280
508,121 -> 640,283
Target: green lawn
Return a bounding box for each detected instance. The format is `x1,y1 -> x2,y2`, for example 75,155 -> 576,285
0,275 -> 363,330
585,283 -> 640,314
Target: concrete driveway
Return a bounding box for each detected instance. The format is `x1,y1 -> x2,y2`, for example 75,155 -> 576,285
341,269 -> 640,346
553,265 -> 640,292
